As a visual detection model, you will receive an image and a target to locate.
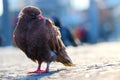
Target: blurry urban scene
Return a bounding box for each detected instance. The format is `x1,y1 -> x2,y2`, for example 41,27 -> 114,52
0,0 -> 120,46
1,0 -> 120,80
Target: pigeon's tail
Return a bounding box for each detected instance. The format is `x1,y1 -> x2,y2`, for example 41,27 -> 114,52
55,38 -> 74,66
60,56 -> 74,66
57,52 -> 74,66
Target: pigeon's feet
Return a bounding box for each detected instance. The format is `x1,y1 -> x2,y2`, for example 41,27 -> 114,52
28,70 -> 48,74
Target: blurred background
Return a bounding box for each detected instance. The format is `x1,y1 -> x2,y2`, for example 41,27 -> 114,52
0,0 -> 120,46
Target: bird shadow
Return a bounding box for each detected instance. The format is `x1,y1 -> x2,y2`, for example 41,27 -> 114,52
18,69 -> 66,80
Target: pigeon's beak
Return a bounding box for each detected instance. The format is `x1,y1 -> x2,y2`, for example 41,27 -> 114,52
37,14 -> 44,20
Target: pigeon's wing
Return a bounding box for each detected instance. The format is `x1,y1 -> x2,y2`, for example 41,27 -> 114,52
45,19 -> 74,66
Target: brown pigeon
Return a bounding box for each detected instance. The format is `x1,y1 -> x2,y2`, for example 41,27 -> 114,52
13,6 -> 74,74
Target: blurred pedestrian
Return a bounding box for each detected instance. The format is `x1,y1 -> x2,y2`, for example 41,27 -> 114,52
51,16 -> 77,47
74,24 -> 89,44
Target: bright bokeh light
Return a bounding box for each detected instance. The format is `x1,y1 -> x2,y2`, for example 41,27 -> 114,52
0,0 -> 3,16
70,0 -> 89,11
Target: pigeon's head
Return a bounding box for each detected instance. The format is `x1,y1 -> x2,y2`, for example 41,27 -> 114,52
18,6 -> 43,19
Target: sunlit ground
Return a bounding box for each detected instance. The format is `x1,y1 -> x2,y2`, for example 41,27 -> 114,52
0,41 -> 120,80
